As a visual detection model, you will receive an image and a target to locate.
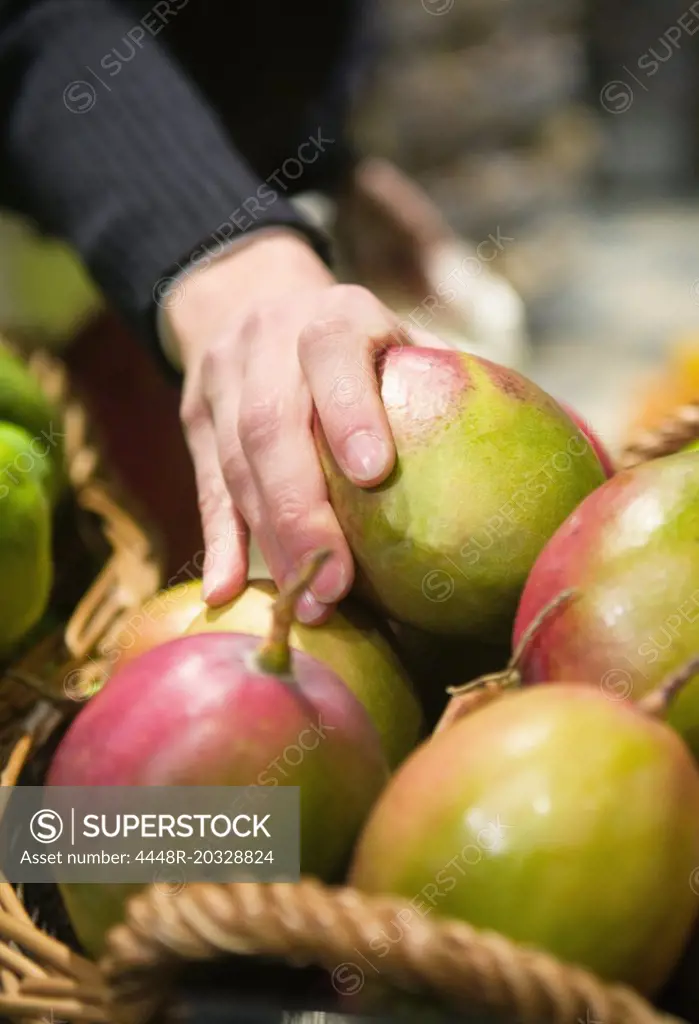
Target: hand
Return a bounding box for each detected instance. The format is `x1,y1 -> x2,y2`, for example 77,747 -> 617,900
165,230 -> 448,624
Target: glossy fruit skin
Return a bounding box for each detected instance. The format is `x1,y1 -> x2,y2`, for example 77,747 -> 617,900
105,578 -> 205,673
513,451 -> 699,759
48,631 -> 389,956
186,580 -> 423,768
315,347 -> 606,639
559,403 -> 615,478
350,685 -> 699,996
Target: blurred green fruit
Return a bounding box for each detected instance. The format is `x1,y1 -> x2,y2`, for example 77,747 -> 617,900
0,448 -> 52,653
0,214 -> 101,343
0,346 -> 66,503
0,421 -> 55,504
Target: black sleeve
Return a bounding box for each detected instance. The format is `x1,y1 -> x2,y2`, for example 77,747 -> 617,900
0,0 -> 333,348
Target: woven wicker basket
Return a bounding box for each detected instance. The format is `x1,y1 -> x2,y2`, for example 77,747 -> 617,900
2,393 -> 699,1024
0,342 -> 162,736
0,341 -> 162,1022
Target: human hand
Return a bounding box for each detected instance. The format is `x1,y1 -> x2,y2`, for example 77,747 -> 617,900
165,230 -> 449,624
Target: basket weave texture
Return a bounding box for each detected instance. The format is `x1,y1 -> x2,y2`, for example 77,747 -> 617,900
2,385 -> 698,1024
0,343 -> 162,744
0,342 -> 161,1021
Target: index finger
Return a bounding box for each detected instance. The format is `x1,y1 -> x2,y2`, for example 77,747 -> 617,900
298,284 -> 405,488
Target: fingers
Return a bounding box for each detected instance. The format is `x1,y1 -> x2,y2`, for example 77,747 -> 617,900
298,285 -> 400,488
202,345 -> 287,599
182,282 -> 443,625
181,392 -> 249,605
202,329 -> 338,624
238,341 -> 354,624
210,390 -> 287,599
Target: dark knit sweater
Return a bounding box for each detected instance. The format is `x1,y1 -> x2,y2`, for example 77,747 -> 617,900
0,0 -> 370,349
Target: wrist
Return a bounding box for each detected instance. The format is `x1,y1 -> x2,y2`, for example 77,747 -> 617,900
160,230 -> 333,371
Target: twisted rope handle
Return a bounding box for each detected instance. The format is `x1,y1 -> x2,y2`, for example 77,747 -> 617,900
102,879 -> 680,1024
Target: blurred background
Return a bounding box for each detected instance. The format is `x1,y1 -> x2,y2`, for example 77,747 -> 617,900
3,0 -> 699,573
347,0 -> 699,450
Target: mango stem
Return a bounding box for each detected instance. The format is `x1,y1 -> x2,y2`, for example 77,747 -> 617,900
434,679 -> 505,736
446,667 -> 518,700
638,655 -> 699,719
508,588 -> 577,673
255,549 -> 332,676
446,588 -> 577,701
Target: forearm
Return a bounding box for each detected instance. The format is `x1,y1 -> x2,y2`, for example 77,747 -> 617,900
0,0 -> 331,347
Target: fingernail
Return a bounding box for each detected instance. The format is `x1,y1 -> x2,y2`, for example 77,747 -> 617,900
295,591 -> 327,625
202,580 -> 221,604
343,431 -> 391,483
309,555 -> 347,604
202,569 -> 229,604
